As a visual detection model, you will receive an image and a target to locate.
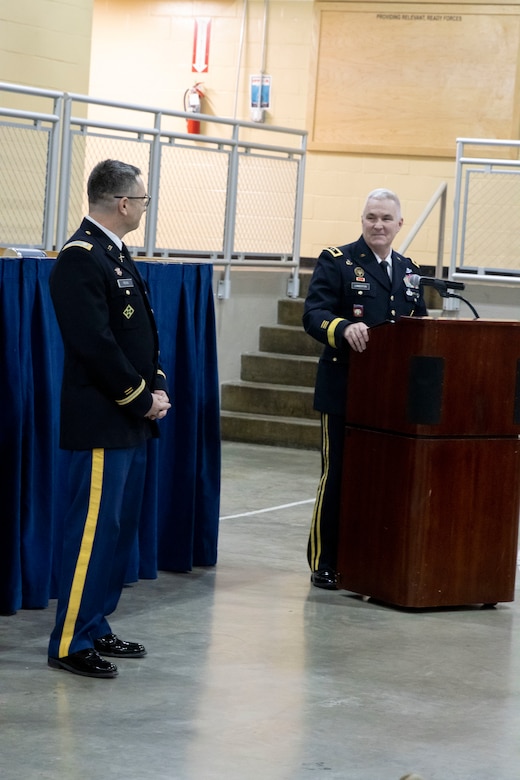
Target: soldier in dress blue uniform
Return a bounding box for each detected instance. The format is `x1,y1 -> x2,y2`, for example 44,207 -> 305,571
48,160 -> 171,677
303,189 -> 427,589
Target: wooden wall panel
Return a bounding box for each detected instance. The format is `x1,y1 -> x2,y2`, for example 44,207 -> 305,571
308,2 -> 520,157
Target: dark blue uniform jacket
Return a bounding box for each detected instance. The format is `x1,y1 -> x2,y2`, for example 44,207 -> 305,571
303,236 -> 427,416
50,219 -> 168,450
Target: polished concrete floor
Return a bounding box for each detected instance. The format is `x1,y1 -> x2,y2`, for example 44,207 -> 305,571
2,441 -> 520,780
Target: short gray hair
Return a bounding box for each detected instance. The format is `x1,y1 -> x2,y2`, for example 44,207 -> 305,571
365,188 -> 401,210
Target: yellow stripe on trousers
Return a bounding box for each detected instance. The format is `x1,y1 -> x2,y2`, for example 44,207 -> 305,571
58,448 -> 104,659
309,413 -> 330,571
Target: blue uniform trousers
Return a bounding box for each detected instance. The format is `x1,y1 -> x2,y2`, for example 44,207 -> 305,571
48,444 -> 147,659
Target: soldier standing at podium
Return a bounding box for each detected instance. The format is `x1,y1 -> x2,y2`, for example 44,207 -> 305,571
303,188 -> 427,589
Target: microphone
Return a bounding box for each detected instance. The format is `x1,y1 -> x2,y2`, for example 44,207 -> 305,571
406,273 -> 465,292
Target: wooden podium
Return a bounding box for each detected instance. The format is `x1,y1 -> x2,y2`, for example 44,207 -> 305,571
336,317 -> 520,608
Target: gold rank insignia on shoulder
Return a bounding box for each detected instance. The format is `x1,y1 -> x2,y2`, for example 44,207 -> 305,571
412,258 -> 420,268
325,246 -> 343,257
62,240 -> 93,251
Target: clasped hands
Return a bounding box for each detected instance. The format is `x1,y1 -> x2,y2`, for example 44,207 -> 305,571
145,389 -> 171,421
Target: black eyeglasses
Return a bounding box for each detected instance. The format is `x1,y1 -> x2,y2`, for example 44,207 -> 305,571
114,194 -> 151,208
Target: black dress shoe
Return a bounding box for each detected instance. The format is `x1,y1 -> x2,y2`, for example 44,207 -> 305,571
48,648 -> 118,678
94,633 -> 147,658
310,569 -> 337,590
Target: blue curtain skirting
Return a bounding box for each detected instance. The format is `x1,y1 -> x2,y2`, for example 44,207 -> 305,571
0,257 -> 221,615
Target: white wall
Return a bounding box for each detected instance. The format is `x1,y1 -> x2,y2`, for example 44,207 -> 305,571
213,266 -> 290,383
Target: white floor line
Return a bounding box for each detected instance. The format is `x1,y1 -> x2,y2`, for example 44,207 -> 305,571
220,498 -> 315,521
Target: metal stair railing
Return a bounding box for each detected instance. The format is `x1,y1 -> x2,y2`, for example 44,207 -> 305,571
0,81 -> 307,299
398,181 -> 448,278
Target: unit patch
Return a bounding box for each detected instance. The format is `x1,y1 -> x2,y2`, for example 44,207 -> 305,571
123,305 -> 135,319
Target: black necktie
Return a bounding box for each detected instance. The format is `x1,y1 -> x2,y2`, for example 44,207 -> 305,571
380,259 -> 391,282
121,242 -> 132,263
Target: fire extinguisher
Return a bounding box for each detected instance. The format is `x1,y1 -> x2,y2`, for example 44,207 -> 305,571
184,82 -> 205,134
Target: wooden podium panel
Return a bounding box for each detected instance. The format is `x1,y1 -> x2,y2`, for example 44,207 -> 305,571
345,317 -> 520,438
337,429 -> 520,607
337,318 -> 520,608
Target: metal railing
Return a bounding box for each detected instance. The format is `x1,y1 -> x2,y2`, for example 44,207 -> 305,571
398,181 -> 447,277
450,137 -> 520,284
0,84 -> 63,250
5,83 -> 520,296
0,82 -> 307,297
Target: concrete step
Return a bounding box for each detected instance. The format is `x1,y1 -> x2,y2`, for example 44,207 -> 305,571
299,271 -> 313,299
221,380 -> 318,419
259,324 -> 322,357
220,410 -> 321,450
241,351 -> 318,387
278,297 -> 304,327
220,273 -> 320,451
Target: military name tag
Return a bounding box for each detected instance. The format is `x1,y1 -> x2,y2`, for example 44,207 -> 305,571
351,282 -> 370,290
117,278 -> 134,288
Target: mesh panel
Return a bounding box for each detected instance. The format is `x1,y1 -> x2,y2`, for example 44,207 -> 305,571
234,154 -> 298,255
68,133 -> 152,249
462,170 -> 520,271
156,144 -> 229,253
0,125 -> 49,245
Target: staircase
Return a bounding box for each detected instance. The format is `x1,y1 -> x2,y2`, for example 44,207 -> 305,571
220,273 -> 322,450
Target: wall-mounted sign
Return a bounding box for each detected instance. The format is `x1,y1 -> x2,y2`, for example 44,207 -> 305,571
308,2 -> 520,157
250,75 -> 271,109
192,18 -> 211,73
